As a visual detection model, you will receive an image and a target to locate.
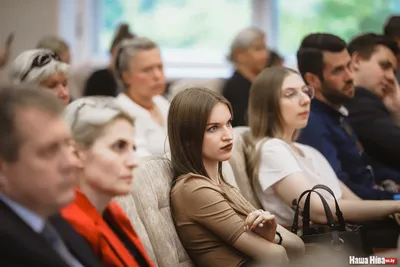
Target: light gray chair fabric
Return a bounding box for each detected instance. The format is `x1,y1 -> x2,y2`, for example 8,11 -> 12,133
229,126 -> 262,209
116,156 -> 194,267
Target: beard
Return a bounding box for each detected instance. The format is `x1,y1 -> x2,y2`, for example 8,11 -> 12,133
321,82 -> 354,106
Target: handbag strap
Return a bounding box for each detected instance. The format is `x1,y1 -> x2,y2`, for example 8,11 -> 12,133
291,189 -> 344,247
291,189 -> 312,234
291,188 -> 336,233
302,184 -> 346,231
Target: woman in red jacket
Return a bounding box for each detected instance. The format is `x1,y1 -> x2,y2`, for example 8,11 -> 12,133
61,96 -> 154,267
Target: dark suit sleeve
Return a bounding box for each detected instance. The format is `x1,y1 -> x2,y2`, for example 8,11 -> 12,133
222,85 -> 246,127
348,102 -> 400,171
299,118 -> 394,200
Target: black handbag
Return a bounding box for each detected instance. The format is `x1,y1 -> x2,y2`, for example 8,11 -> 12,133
290,184 -> 372,265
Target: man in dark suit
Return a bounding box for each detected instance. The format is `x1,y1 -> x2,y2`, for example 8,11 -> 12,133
345,33 -> 400,171
0,85 -> 101,267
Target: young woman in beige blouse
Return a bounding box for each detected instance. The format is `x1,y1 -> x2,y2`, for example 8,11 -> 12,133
168,87 -> 305,267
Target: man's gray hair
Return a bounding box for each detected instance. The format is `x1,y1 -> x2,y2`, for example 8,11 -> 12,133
227,27 -> 266,63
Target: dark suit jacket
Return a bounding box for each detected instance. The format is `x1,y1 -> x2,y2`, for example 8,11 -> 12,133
346,87 -> 400,171
222,70 -> 252,127
0,199 -> 102,267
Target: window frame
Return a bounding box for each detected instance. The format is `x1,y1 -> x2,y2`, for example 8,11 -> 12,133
59,0 -> 276,79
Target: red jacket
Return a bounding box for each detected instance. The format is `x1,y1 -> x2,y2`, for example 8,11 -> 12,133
61,190 -> 154,267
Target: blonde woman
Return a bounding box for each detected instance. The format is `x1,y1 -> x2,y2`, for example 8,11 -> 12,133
61,97 -> 154,267
10,49 -> 70,105
247,66 -> 400,241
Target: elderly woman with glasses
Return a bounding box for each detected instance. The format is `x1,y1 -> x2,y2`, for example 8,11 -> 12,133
244,67 -> 400,228
9,48 -> 70,105
61,96 -> 154,267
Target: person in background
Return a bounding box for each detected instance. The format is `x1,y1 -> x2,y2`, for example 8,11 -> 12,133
84,23 -> 135,97
0,85 -> 101,267
115,37 -> 169,157
61,96 -> 154,267
345,33 -> 400,171
296,33 -> 400,200
266,50 -> 284,68
9,48 -> 70,105
222,27 -> 269,127
169,87 -> 305,267
36,35 -> 71,64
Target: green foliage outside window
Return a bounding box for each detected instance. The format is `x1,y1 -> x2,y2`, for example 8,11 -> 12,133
100,0 -> 400,58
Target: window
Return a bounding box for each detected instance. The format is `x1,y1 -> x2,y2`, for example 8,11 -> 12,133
66,0 -> 400,78
275,0 -> 400,67
97,0 -> 253,78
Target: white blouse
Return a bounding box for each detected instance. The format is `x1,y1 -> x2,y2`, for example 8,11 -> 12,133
116,93 -> 170,157
255,138 -> 342,226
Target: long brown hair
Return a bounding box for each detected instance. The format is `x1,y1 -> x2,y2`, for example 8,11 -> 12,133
168,87 -> 232,180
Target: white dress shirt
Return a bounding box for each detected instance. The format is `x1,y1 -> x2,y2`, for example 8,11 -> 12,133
0,193 -> 45,233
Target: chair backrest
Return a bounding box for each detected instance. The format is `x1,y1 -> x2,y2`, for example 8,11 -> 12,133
116,156 -> 194,267
229,126 -> 262,209
222,161 -> 239,189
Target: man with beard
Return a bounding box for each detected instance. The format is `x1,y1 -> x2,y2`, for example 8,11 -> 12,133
297,33 -> 400,200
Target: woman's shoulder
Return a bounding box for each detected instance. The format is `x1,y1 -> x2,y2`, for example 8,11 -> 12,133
258,138 -> 291,153
172,173 -> 221,196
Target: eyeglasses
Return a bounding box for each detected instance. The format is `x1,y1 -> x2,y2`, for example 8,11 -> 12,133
20,52 -> 61,81
282,86 -> 315,101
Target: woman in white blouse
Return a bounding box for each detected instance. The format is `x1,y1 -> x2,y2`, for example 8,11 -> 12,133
246,66 -> 400,227
114,37 -> 169,157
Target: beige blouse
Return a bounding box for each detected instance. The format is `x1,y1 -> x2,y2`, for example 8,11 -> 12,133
170,173 -> 256,267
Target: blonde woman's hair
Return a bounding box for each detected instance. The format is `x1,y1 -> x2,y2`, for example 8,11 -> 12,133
248,66 -> 299,142
64,96 -> 135,148
9,49 -> 69,86
245,66 -> 299,193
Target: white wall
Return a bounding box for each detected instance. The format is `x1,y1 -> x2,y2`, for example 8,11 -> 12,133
0,0 -> 60,81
